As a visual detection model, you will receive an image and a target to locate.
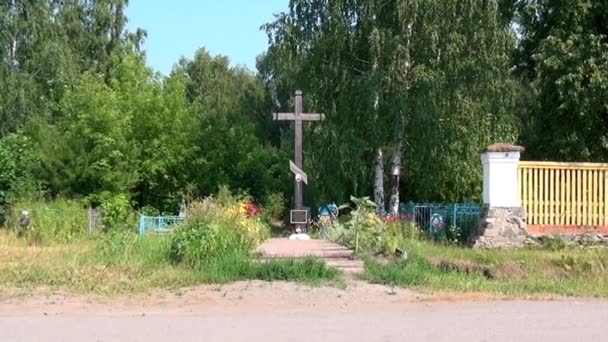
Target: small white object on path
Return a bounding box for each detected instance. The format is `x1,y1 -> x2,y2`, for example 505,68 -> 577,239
289,233 -> 311,240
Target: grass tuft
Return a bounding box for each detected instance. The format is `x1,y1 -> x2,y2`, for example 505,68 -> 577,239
255,257 -> 340,284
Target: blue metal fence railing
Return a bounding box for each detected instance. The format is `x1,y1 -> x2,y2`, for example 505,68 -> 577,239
138,215 -> 184,235
400,203 -> 481,238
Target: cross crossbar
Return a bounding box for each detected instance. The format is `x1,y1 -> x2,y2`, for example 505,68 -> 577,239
273,113 -> 326,121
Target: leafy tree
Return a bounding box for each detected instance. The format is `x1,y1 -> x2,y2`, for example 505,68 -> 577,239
176,49 -> 287,202
112,54 -> 195,211
0,0 -> 144,135
514,0 -> 608,161
262,0 -> 520,205
30,72 -> 136,200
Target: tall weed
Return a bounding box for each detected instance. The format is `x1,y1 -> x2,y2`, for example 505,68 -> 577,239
7,198 -> 86,244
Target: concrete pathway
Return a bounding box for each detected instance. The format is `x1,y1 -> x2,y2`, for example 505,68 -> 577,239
257,238 -> 364,274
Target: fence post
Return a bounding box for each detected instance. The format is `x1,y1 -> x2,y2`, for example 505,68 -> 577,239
139,215 -> 146,236
87,207 -> 91,235
471,143 -> 528,248
452,204 -> 458,229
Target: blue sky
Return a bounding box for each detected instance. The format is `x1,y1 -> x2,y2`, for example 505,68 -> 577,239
126,0 -> 289,75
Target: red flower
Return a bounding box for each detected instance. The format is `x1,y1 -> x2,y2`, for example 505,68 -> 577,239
242,201 -> 262,218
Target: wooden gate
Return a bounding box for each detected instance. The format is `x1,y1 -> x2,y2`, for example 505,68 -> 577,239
518,161 -> 608,235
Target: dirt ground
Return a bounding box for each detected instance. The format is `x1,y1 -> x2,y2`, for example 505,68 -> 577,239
1,281 -> 607,341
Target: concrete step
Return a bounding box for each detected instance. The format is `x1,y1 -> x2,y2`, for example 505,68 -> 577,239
256,238 -> 363,275
258,257 -> 364,275
260,249 -> 353,259
324,258 -> 365,275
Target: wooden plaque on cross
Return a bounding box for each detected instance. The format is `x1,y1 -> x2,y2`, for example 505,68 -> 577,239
273,90 -> 325,232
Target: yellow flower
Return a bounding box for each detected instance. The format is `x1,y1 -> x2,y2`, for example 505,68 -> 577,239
367,213 -> 377,225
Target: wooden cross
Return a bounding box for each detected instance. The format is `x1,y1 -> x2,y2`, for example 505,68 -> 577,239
273,90 -> 325,232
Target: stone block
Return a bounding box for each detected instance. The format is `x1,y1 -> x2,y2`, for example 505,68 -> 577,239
470,205 -> 528,249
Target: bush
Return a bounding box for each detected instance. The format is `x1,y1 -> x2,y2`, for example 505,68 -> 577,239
167,193 -> 341,284
167,217 -> 340,284
0,134 -> 39,224
168,217 -> 253,269
326,196 -> 423,257
262,192 -> 285,223
99,193 -> 135,231
168,191 -> 270,275
186,195 -> 270,247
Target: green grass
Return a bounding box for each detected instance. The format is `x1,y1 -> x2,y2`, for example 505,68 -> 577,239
0,230 -> 341,294
364,240 -> 608,298
255,258 -> 340,284
3,226 -> 608,298
6,198 -> 87,244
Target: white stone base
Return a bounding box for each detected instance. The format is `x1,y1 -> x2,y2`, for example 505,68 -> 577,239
289,233 -> 311,241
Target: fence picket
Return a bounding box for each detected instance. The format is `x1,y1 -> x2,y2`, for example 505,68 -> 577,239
519,161 -> 608,231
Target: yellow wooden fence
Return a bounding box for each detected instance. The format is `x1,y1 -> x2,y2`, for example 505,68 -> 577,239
518,161 -> 608,228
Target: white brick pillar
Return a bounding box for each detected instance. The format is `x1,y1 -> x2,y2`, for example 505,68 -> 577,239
482,145 -> 523,207
471,143 -> 528,248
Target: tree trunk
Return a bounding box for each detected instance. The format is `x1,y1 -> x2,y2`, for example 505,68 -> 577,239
373,148 -> 385,214
9,0 -> 17,69
389,141 -> 403,215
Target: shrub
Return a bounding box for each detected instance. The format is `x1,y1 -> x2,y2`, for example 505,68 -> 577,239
186,195 -> 270,247
168,217 -> 253,269
261,192 -> 285,223
99,193 -> 135,231
326,196 -> 423,257
0,134 -> 39,224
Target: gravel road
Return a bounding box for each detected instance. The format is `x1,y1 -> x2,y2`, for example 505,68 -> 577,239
1,281 -> 606,342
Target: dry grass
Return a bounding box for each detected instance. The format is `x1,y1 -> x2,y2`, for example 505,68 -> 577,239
0,230 -> 340,295
0,230 -> 210,294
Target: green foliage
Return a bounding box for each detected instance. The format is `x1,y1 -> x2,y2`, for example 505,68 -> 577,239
0,0 -> 142,134
0,134 -> 39,223
514,0 -> 608,161
445,225 -> 465,245
262,0 -> 519,204
327,196 -> 422,256
167,208 -> 338,284
99,193 -> 134,231
169,219 -> 253,269
31,73 -> 136,198
261,192 -> 286,223
177,49 -> 286,202
94,230 -> 170,267
185,192 -> 270,246
7,198 -> 86,244
0,142 -> 17,217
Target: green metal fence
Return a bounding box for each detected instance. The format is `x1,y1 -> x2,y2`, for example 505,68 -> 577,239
401,203 -> 480,239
